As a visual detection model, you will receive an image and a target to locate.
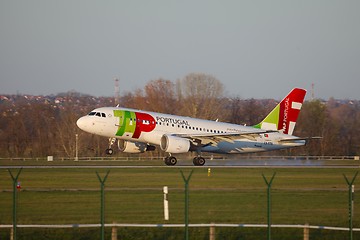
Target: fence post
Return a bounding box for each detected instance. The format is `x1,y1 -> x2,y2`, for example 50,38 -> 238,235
111,222 -> 117,240
181,170 -> 194,240
209,223 -> 215,240
262,172 -> 276,240
343,171 -> 358,240
96,170 -> 110,240
8,168 -> 23,240
303,223 -> 309,240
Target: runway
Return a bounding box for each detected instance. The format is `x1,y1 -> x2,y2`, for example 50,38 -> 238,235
1,156 -> 359,169
1,158 -> 359,169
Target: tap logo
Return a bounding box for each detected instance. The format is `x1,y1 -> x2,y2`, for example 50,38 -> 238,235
114,110 -> 156,139
281,98 -> 290,133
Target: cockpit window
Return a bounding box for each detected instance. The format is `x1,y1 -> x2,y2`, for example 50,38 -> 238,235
88,111 -> 107,117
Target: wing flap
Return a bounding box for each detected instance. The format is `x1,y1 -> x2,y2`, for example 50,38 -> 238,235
173,130 -> 278,146
279,136 -> 322,143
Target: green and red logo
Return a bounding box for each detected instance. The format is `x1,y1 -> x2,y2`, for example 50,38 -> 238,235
114,110 -> 156,139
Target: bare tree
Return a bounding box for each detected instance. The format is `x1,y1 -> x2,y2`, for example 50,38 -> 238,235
176,73 -> 225,119
2,86 -> 360,158
328,99 -> 360,155
295,100 -> 336,155
143,79 -> 176,114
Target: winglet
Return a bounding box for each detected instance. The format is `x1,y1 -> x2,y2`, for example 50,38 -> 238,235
253,88 -> 306,135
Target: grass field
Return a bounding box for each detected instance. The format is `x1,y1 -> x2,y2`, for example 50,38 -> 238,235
1,164 -> 360,239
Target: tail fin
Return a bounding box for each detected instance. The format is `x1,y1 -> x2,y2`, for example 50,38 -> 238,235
253,88 -> 306,135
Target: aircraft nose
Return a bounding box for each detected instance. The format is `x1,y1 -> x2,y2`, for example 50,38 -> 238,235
76,116 -> 88,131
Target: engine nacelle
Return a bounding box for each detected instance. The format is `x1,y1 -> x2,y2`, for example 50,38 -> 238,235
160,135 -> 191,153
118,140 -> 155,153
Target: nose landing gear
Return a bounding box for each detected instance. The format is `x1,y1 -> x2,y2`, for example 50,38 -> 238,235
105,138 -> 116,155
105,148 -> 114,155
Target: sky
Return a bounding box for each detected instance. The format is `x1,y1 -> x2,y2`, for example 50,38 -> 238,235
1,1 -> 360,100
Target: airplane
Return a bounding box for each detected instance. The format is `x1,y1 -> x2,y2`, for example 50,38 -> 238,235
76,88 -> 310,166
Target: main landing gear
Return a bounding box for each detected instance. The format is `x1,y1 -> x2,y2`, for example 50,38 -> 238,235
164,155 -> 206,166
193,156 -> 206,166
164,156 -> 177,166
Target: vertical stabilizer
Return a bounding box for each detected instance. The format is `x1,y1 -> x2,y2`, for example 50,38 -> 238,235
253,88 -> 306,135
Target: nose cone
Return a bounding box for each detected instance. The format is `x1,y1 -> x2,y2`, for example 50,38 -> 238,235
76,116 -> 88,132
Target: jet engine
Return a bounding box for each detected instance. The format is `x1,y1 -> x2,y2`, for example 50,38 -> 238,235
118,140 -> 155,153
160,134 -> 190,153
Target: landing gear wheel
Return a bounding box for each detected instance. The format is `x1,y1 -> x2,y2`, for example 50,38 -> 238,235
105,148 -> 113,155
164,156 -> 177,166
106,138 -> 116,155
193,157 -> 205,166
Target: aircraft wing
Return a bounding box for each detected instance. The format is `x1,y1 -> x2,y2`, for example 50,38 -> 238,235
173,130 -> 278,146
279,136 -> 322,143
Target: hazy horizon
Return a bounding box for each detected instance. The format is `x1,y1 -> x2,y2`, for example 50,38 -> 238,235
1,1 -> 359,100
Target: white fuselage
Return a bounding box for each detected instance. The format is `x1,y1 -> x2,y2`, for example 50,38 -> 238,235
77,107 -> 305,154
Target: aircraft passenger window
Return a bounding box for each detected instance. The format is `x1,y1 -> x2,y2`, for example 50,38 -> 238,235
88,112 -> 96,116
101,113 -> 106,118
